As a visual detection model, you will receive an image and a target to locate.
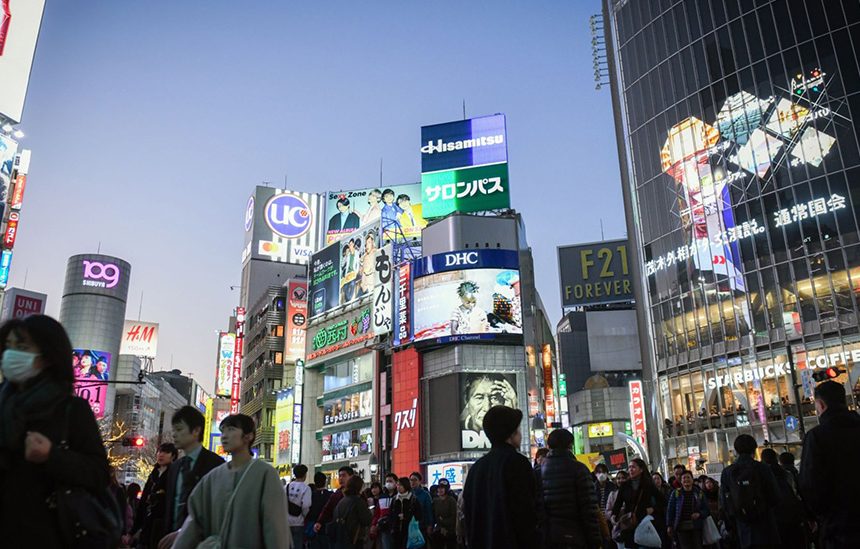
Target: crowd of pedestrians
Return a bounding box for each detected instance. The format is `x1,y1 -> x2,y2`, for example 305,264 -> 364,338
2,315 -> 860,548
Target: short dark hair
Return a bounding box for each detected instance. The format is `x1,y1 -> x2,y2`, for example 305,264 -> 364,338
778,452 -> 795,466
314,472 -> 328,488
172,406 -> 206,441
0,315 -> 75,393
397,477 -> 411,492
760,448 -> 778,465
220,413 -> 256,447
814,380 -> 847,410
293,464 -> 308,479
535,447 -> 550,458
382,189 -> 395,199
410,471 -> 422,482
547,428 -> 574,450
397,194 -> 410,203
344,475 -> 364,496
158,442 -> 178,460
385,473 -> 398,482
615,470 -> 629,480
673,464 -> 686,471
594,463 -> 609,474
338,466 -> 355,476
337,198 -> 350,207
681,470 -> 694,480
733,434 -> 757,455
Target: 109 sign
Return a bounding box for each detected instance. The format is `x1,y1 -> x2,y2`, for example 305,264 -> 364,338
82,260 -> 120,289
264,193 -> 312,238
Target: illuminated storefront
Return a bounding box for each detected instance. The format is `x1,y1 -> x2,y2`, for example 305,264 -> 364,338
605,0 -> 860,469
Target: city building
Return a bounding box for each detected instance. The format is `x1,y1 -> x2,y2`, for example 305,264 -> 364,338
604,0 -> 860,472
0,287 -> 46,320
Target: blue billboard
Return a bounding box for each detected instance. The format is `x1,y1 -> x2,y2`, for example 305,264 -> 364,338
0,250 -> 12,287
420,114 -> 508,174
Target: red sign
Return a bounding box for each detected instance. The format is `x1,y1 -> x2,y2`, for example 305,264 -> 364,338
391,348 -> 421,475
3,211 -> 19,248
231,307 -> 246,414
542,344 -> 555,423
395,263 -> 411,345
12,294 -> 43,318
10,174 -> 25,210
629,380 -> 647,450
286,281 -> 307,362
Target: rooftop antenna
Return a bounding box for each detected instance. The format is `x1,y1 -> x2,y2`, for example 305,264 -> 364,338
283,173 -> 288,191
462,99 -> 466,120
138,290 -> 143,321
97,241 -> 101,253
600,218 -> 605,240
379,158 -> 383,187
22,268 -> 28,288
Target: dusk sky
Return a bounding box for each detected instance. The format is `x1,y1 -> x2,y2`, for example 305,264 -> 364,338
11,1 -> 624,393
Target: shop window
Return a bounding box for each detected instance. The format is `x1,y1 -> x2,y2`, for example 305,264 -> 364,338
792,259 -> 818,323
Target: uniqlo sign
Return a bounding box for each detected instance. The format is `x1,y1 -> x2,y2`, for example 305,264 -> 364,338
12,294 -> 44,318
628,380 -> 647,450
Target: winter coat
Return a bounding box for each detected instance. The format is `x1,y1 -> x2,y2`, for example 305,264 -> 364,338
611,479 -> 667,548
431,493 -> 457,533
666,486 -> 710,531
390,493 -> 422,549
161,446 -> 224,537
594,479 -> 617,514
333,494 -> 372,549
536,448 -> 602,548
133,465 -> 171,548
0,384 -> 109,549
462,442 -> 538,549
719,454 -> 781,548
412,485 -> 433,530
799,405 -> 860,546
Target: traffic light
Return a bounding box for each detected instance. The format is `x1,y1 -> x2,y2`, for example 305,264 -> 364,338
122,436 -> 146,447
812,367 -> 846,382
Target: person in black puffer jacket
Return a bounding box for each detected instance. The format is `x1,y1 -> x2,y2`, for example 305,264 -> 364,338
536,428 -> 602,549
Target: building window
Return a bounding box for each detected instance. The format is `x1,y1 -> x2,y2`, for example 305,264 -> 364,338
274,352 -> 283,365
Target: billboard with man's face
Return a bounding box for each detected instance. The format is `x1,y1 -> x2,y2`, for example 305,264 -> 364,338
460,372 -> 518,450
73,349 -> 111,419
324,184 -> 426,246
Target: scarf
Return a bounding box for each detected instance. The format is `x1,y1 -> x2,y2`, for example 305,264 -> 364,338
395,491 -> 413,501
0,374 -> 68,463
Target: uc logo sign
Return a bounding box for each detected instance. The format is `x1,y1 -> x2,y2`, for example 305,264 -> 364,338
265,193 -> 311,238
244,195 -> 255,232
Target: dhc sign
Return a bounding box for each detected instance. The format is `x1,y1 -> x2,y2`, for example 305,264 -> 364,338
414,249 -> 519,277
265,193 -> 311,239
444,252 -> 479,267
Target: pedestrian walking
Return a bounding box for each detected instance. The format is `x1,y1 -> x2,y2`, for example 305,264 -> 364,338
778,452 -> 800,493
390,477 -> 423,549
171,413 -> 290,548
409,471 -> 434,540
332,475 -> 372,549
131,442 -> 177,548
719,434 -> 780,549
0,315 -> 111,548
700,477 -> 720,527
315,466 -> 356,537
593,463 -> 617,549
535,428 -> 602,549
760,448 -> 806,549
157,405 -> 224,549
462,405 -> 537,549
288,464 -> 313,549
666,470 -> 710,549
610,458 -> 667,549
652,471 -> 672,501
308,472 -> 334,549
799,380 -> 860,549
371,473 -> 397,549
430,478 -> 457,549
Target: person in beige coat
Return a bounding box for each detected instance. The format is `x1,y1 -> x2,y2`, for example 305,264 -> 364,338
172,414 -> 291,549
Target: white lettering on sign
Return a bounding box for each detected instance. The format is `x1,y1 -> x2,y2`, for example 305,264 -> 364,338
424,177 -> 505,203
421,134 -> 504,155
392,398 -> 417,449
444,251 -> 479,267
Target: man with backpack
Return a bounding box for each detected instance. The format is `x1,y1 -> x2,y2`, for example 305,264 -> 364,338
719,434 -> 780,548
288,464 -> 313,549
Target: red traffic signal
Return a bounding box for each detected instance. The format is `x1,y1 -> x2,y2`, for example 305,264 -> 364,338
812,367 -> 845,382
122,436 -> 146,447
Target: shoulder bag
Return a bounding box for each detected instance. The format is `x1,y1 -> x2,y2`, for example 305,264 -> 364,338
49,399 -> 124,548
612,487 -> 644,541
197,459 -> 257,549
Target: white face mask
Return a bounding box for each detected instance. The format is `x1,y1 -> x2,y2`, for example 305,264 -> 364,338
385,482 -> 395,491
1,349 -> 40,384
596,473 -> 608,482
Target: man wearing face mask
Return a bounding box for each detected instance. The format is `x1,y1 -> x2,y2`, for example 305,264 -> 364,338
0,315 -> 110,548
372,473 -> 398,549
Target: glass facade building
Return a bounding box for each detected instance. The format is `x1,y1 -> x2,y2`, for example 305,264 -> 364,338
605,0 -> 860,469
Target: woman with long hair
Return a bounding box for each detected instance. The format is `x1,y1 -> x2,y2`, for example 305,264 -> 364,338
611,458 -> 668,548
0,315 -> 109,548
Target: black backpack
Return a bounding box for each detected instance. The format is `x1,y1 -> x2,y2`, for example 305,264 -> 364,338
728,462 -> 768,521
287,483 -> 304,517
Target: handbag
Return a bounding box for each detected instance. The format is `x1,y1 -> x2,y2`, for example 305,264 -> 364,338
615,486 -> 645,537
196,459 -> 257,549
702,515 -> 722,545
49,400 -> 124,548
633,515 -> 662,548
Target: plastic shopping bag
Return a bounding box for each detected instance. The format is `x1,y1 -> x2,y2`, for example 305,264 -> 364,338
633,515 -> 662,548
407,517 -> 426,549
702,516 -> 722,545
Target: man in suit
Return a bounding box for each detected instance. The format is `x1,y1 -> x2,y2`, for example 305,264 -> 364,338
156,406 -> 224,549
328,197 -> 360,232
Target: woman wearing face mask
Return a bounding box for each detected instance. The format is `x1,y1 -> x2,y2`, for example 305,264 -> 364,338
0,315 -> 110,548
372,474 -> 398,549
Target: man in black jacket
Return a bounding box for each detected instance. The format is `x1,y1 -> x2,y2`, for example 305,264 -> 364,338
462,405 -> 537,549
799,381 -> 860,548
156,406 -> 224,549
536,428 -> 601,549
132,442 -> 177,548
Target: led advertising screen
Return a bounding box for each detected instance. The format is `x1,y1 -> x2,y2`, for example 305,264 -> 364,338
0,0 -> 45,123
322,389 -> 373,427
321,426 -> 372,463
64,254 -> 132,302
285,281 -> 308,363
73,349 -> 111,419
0,249 -> 11,287
274,388 -> 294,467
412,250 -> 521,345
558,239 -> 633,308
308,222 -> 381,318
460,372 -> 518,450
0,134 -> 18,221
215,332 -> 235,397
119,320 -> 159,357
324,184 -> 427,245
241,186 -> 322,266
420,162 -> 510,219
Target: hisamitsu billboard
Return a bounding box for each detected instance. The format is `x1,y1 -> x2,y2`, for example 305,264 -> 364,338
558,239 -> 632,308
420,114 -> 507,173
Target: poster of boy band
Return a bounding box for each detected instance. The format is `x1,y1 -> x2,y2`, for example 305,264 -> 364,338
324,184 -> 427,245
72,349 -> 111,419
412,268 -> 522,343
460,372 -> 518,450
